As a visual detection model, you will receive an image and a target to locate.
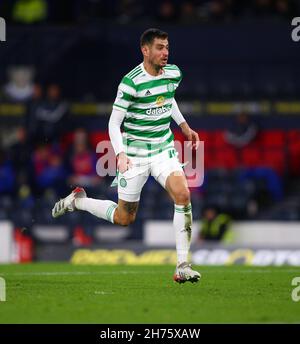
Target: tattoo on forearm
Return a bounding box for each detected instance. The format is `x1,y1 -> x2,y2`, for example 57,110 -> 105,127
124,202 -> 139,215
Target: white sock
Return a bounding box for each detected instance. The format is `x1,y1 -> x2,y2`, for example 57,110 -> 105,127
75,198 -> 117,224
174,203 -> 192,265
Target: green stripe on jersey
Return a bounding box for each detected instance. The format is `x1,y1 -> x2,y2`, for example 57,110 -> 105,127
121,77 -> 137,89
124,127 -> 170,138
130,69 -> 143,79
135,78 -> 181,92
164,64 -> 180,70
124,115 -> 171,127
120,91 -> 133,101
126,66 -> 142,78
164,66 -> 180,71
123,131 -> 174,149
113,103 -> 127,110
133,91 -> 174,104
126,144 -> 174,158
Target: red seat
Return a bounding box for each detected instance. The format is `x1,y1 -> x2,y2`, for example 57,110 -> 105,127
261,149 -> 286,175
90,131 -> 110,149
60,132 -> 74,152
241,147 -> 262,168
260,130 -> 285,148
203,149 -> 218,170
213,130 -> 231,149
287,129 -> 300,144
197,130 -> 214,149
286,130 -> 300,176
214,148 -> 239,169
288,146 -> 300,176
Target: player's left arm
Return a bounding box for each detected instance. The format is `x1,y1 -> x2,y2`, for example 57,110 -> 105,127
172,98 -> 199,149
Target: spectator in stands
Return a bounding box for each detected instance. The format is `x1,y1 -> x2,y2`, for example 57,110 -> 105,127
3,66 -> 35,102
30,83 -> 43,102
72,0 -> 107,23
224,112 -> 258,148
209,0 -> 231,22
33,143 -> 67,195
27,84 -> 68,144
27,83 -> 43,143
199,206 -> 232,242
252,0 -> 274,17
0,149 -> 15,195
156,0 -> 177,23
274,0 -> 296,20
4,0 -> 297,25
239,167 -> 284,202
12,0 -> 48,24
115,0 -> 145,24
67,128 -> 102,194
17,183 -> 35,210
179,1 -> 199,24
7,126 -> 33,190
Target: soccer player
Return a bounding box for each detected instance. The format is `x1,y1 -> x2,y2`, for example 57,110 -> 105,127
52,28 -> 201,283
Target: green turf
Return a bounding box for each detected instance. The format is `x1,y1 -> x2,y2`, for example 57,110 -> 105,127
0,263 -> 299,324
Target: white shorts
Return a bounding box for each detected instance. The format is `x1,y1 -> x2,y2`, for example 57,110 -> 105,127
117,148 -> 184,202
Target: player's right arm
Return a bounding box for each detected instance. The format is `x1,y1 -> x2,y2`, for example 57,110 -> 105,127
109,76 -> 136,173
108,108 -> 132,173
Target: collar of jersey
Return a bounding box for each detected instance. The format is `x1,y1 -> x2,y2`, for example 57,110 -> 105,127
141,62 -> 165,79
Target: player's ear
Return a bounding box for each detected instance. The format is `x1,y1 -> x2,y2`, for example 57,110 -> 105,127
141,44 -> 149,57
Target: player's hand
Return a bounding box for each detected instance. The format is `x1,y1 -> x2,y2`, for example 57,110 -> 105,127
181,123 -> 200,149
117,152 -> 132,174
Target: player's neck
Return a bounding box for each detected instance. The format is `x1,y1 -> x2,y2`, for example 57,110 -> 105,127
143,61 -> 163,76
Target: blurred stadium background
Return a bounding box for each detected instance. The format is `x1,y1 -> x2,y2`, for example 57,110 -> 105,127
1,0 -> 300,267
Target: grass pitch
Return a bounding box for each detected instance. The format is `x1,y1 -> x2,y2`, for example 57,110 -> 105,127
0,263 -> 299,324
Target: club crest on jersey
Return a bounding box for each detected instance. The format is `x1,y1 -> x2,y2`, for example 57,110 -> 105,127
156,96 -> 165,106
119,178 -> 127,187
167,83 -> 174,92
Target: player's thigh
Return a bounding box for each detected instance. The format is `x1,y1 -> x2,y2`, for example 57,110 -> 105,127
152,153 -> 189,203
117,167 -> 149,218
164,171 -> 190,204
151,151 -> 182,187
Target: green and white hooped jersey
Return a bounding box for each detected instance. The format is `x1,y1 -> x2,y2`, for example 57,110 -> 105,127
113,63 -> 182,158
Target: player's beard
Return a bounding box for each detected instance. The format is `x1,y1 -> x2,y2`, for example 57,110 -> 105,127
152,58 -> 167,71
149,61 -> 162,73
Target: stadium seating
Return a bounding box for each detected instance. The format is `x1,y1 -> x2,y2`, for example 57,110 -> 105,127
259,130 -> 285,148
214,148 -> 239,170
261,149 -> 286,175
287,130 -> 300,176
1,126 -> 299,240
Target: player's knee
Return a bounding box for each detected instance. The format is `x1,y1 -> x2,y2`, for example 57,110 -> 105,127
118,219 -> 130,227
118,214 -> 136,227
174,188 -> 190,205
